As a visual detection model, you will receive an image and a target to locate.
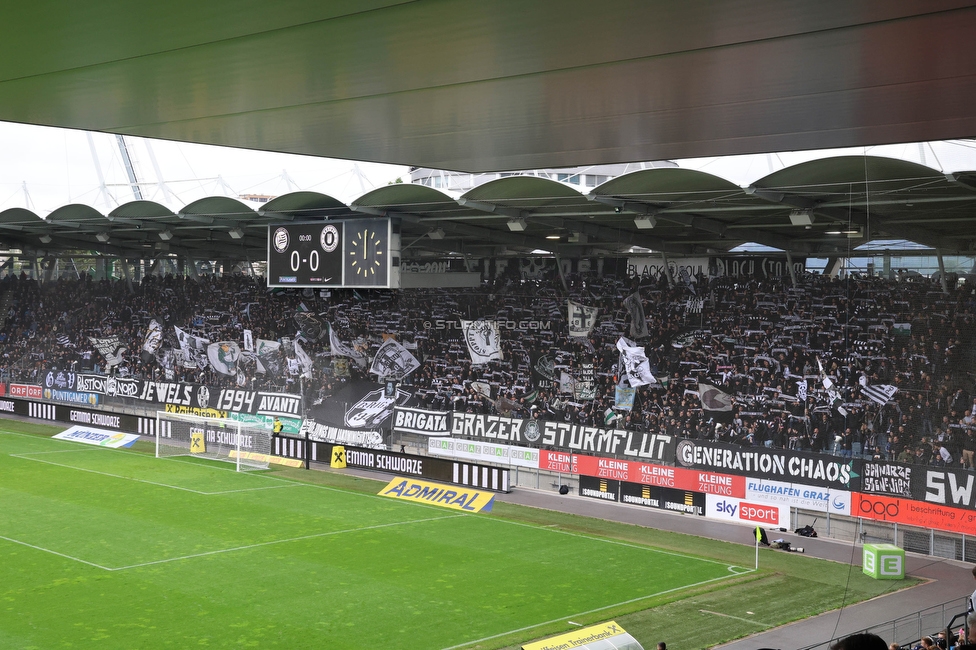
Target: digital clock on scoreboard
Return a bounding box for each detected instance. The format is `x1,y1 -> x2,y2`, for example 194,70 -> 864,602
267,218 -> 393,288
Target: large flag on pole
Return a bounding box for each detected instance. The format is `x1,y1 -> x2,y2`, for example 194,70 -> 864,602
461,319 -> 503,364
89,336 -> 127,367
698,383 -> 734,423
615,337 -> 656,387
567,300 -> 599,337
623,291 -> 649,338
369,338 -> 421,379
207,341 -> 241,376
329,323 -> 367,369
858,375 -> 898,406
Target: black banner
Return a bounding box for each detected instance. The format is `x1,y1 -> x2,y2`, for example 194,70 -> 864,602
861,461 -> 913,498
449,412 -> 675,463
306,380 -> 412,430
579,475 -> 620,502
674,439 -> 859,490
619,481 -> 705,516
271,437 -> 511,493
917,467 -> 976,510
392,407 -> 451,436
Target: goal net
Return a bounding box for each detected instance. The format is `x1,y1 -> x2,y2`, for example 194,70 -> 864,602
155,411 -> 273,471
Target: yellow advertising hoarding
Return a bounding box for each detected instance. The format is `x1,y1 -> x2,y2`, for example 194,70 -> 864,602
378,477 -> 495,512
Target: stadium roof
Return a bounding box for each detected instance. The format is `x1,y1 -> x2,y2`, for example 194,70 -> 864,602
2,3 -> 976,173
5,155 -> 976,261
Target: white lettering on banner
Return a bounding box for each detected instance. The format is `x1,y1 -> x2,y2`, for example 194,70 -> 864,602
68,410 -> 122,429
52,426 -> 140,449
705,494 -> 789,527
213,390 -> 301,417
393,407 -> 450,436
205,429 -> 253,450
925,470 -> 976,508
139,382 -> 195,405
451,413 -> 673,462
676,440 -> 853,487
427,437 -> 539,468
451,412 -> 525,442
346,449 -> 424,475
0,400 -> 14,412
301,420 -> 385,449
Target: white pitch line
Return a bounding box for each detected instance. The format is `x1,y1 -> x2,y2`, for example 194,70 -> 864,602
110,514 -> 465,571
8,448 -> 95,455
699,608 -> 772,627
8,453 -> 306,496
439,572 -> 746,650
0,534 -> 113,571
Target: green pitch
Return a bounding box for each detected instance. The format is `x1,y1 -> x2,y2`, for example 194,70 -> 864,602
0,425 -> 748,649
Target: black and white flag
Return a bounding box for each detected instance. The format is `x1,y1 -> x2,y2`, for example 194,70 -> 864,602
56,334 -> 75,348
141,319 -> 163,362
461,319 -> 503,364
623,291 -> 649,338
329,323 -> 367,369
294,340 -> 314,379
174,326 -> 210,369
89,336 -> 126,367
698,383 -> 734,422
615,337 -> 656,387
255,338 -> 283,375
858,375 -> 898,406
369,338 -> 421,380
567,300 -> 599,338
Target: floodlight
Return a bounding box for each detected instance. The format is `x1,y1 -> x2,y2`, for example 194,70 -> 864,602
39,234 -> 52,244
229,227 -> 244,239
96,232 -> 110,242
159,229 -> 174,241
634,216 -> 657,229
427,228 -> 445,240
789,209 -> 814,226
507,218 -> 527,232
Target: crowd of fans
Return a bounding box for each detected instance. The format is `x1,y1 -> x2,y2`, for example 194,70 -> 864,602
1,260 -> 976,470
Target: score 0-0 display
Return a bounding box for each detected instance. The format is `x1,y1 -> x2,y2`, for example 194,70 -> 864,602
267,218 -> 393,288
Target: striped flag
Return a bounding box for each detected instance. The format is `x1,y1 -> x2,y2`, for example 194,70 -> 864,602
858,376 -> 897,406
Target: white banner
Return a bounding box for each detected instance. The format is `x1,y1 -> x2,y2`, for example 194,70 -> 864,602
704,494 -> 790,528
567,300 -> 599,338
369,339 -> 421,379
53,426 -> 141,449
744,478 -> 851,516
301,420 -> 385,449
461,319 -> 503,364
427,437 -> 539,468
243,329 -> 254,352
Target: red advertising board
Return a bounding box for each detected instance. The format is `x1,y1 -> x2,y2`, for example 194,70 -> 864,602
539,450 -> 744,498
853,493 -> 976,536
8,384 -> 42,399
0,383 -> 5,396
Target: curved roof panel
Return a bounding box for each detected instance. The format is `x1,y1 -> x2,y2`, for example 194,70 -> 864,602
109,201 -> 176,220
0,208 -> 45,227
261,192 -> 348,219
181,197 -> 256,219
593,168 -> 742,200
47,204 -> 112,226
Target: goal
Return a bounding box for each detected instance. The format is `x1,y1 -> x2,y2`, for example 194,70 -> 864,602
155,411 -> 273,471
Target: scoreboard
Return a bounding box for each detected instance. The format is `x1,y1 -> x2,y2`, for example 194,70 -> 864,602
267,219 -> 398,288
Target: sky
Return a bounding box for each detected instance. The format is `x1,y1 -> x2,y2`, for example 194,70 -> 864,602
0,121 -> 409,217
3,120 -> 976,220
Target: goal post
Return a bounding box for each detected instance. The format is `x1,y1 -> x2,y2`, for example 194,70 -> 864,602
155,411 -> 273,471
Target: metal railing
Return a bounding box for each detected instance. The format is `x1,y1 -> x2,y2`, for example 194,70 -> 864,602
797,597 -> 968,650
